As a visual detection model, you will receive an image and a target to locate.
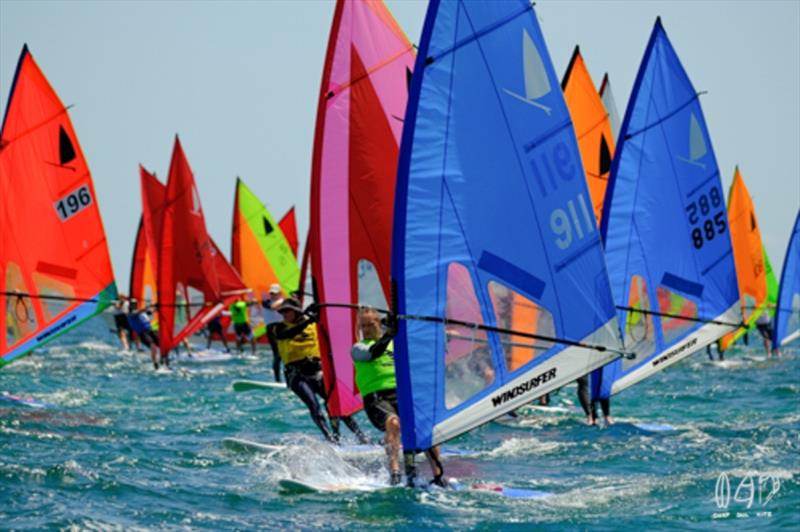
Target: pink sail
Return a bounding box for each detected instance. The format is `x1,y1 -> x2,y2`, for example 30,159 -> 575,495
309,0 -> 416,417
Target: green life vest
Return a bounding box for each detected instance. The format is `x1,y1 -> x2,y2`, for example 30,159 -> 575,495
230,300 -> 248,325
354,338 -> 396,397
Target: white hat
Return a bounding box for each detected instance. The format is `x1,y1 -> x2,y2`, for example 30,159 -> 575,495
269,283 -> 281,294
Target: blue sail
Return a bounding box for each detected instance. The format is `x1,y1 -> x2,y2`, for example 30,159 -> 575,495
592,18 -> 741,400
774,210 -> 800,346
392,0 -> 622,452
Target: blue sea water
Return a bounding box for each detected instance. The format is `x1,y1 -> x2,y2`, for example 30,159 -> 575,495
1,316 -> 798,530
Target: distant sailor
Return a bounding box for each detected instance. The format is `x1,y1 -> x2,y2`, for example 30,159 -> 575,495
352,308 -> 443,486
128,299 -> 160,370
206,313 -> 230,352
112,295 -> 136,351
756,307 -> 780,358
262,284 -> 285,381
230,296 -> 256,355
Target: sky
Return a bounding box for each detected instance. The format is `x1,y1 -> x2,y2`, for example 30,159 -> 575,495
1,0 -> 798,288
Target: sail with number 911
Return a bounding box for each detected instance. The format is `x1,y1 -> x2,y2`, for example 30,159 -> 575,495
391,0 -> 623,452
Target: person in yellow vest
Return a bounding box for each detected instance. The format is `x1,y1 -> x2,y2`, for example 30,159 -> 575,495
351,307 -> 444,486
229,296 -> 256,355
274,297 -> 336,442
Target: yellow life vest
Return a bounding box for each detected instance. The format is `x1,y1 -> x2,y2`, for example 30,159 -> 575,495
276,320 -> 321,365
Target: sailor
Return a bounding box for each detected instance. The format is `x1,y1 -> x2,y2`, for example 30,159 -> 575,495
229,296 -> 256,355
205,313 -> 230,352
351,307 -> 444,486
128,299 -> 160,370
273,297 -> 336,442
274,298 -> 366,444
262,284 -> 285,381
112,294 -> 136,351
756,308 -> 780,357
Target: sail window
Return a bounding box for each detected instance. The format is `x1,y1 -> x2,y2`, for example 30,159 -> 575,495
623,275 -> 656,369
656,285 -> 698,344
32,271 -> 74,322
443,263 -> 495,409
5,262 -> 37,346
487,280 -> 554,373
742,293 -> 758,322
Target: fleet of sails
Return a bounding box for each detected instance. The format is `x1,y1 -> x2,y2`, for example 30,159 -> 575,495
1,1 -> 798,470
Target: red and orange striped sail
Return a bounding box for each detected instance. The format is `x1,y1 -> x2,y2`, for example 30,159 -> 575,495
720,167 -> 768,350
309,0 -> 416,417
562,47 -> 615,224
129,166 -> 165,306
0,45 -> 117,366
279,207 -> 299,258
157,137 -> 248,356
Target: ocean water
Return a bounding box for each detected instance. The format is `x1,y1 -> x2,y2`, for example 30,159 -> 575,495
1,316 -> 798,530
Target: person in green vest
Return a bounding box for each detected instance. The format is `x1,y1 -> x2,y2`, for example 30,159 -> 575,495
351,307 -> 443,486
229,296 -> 256,355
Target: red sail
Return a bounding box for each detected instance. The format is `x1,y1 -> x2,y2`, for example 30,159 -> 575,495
129,166 -> 165,305
278,206 -> 299,258
157,137 -> 247,355
0,45 -> 117,365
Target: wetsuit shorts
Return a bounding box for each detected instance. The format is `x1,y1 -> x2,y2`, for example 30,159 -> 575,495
114,314 -> 131,332
234,322 -> 252,338
139,329 -> 159,348
208,319 -> 223,335
757,322 -> 773,339
363,389 -> 399,432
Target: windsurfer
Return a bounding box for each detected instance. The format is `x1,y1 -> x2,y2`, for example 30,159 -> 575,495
274,297 -> 336,442
206,313 -> 230,352
112,295 -> 137,351
352,308 -> 443,486
128,299 -> 160,369
756,307 -> 780,357
230,297 -> 256,355
262,284 -> 285,381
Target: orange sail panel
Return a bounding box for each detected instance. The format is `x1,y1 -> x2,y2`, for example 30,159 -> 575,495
157,137 -> 248,356
0,45 -> 117,366
720,167 -> 768,350
562,47 -> 615,224
309,0 -> 416,417
278,207 -> 299,258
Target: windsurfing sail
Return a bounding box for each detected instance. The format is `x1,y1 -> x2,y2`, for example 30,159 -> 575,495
719,168 -> 768,350
278,207 -> 299,258
764,248 -> 778,318
231,178 -> 300,300
129,166 -> 165,307
157,137 -> 248,355
774,210 -> 800,346
598,73 -> 621,141
562,46 -> 615,223
309,0 -> 416,418
0,45 -> 117,366
592,18 -> 740,400
392,0 -> 622,451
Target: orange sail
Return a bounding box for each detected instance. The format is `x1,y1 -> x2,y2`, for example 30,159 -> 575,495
278,207 -> 299,257
720,167 -> 768,350
562,47 -> 615,224
129,166 -> 165,306
157,137 -> 248,356
0,45 -> 117,366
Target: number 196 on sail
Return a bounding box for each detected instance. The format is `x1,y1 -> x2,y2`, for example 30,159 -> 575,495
54,185 -> 93,221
